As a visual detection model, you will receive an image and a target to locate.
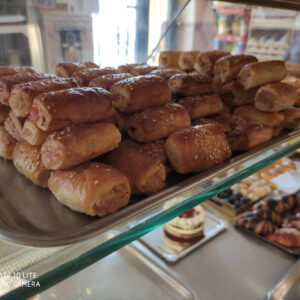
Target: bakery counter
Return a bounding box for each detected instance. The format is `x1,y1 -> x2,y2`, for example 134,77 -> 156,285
38,208 -> 297,300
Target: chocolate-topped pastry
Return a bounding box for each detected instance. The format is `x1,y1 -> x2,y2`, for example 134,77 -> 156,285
245,208 -> 282,226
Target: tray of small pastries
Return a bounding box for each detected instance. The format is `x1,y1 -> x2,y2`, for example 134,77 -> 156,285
0,50 -> 298,247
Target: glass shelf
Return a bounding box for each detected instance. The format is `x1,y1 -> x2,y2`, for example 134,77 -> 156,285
0,130 -> 299,300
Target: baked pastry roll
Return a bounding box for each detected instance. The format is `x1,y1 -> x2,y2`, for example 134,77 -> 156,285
159,50 -> 182,68
41,122 -> 121,170
282,76 -> 300,107
111,75 -> 172,113
255,82 -> 296,112
238,60 -> 286,90
102,141 -> 166,195
220,80 -> 257,106
178,51 -> 200,72
283,107 -> 300,129
0,65 -> 36,77
72,67 -> 119,86
9,78 -> 78,118
192,117 -> 226,132
194,50 -> 230,75
227,123 -> 273,152
130,64 -> 158,76
0,73 -> 57,105
0,126 -> 16,160
168,73 -> 213,96
149,68 -> 184,80
0,104 -> 10,124
55,61 -> 98,77
178,94 -> 223,120
213,113 -> 247,132
48,162 -> 131,217
114,111 -> 130,132
89,73 -> 131,90
127,102 -> 191,142
214,54 -> 258,84
285,62 -> 300,78
117,63 -> 144,74
30,87 -> 115,131
233,105 -> 285,135
165,124 -> 232,174
12,141 -> 51,187
23,119 -> 50,146
4,111 -> 25,141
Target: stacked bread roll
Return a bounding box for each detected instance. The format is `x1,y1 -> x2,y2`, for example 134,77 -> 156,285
0,52 -> 298,219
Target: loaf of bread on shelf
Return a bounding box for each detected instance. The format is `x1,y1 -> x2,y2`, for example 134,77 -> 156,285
283,107 -> 300,129
41,122 -> 121,170
282,76 -> 300,107
159,50 -> 182,68
178,94 -> 223,120
9,78 -> 78,118
22,119 -> 51,146
220,80 -> 257,106
48,162 -> 131,217
214,54 -> 258,84
226,123 -> 273,152
168,73 -> 213,96
0,104 -> 10,124
149,68 -> 184,80
0,73 -> 57,105
29,87 -> 115,131
238,60 -> 286,90
178,51 -> 200,71
72,67 -> 119,86
110,75 -> 172,113
285,62 -> 300,78
165,124 -> 232,174
55,61 -> 98,77
255,82 -> 296,112
130,64 -> 158,76
12,141 -> 51,187
117,63 -> 144,74
212,113 -> 247,132
4,111 -> 25,141
0,65 -> 37,77
89,73 -> 132,90
0,126 -> 16,160
192,117 -> 227,133
194,50 -> 230,75
126,102 -> 191,143
102,140 -> 167,195
233,105 -> 285,135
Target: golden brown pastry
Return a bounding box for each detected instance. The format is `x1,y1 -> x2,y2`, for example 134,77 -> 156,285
235,217 -> 276,236
9,78 -> 78,118
245,208 -> 283,226
178,51 -> 200,72
159,50 -> 182,68
114,111 -> 130,132
117,63 -> 144,74
283,107 -> 300,129
130,64 -> 158,76
41,122 -> 121,170
23,119 -> 50,146
165,124 -> 232,174
285,62 -> 300,78
168,73 -> 213,96
192,117 -> 226,132
12,141 -> 51,187
252,199 -> 287,215
238,60 -> 286,90
55,61 -> 98,77
4,111 -> 25,141
178,94 -> 223,120
0,65 -> 36,77
89,73 -> 132,90
149,68 -> 184,80
48,162 -> 131,217
0,126 -> 16,160
227,123 -> 273,152
111,75 -> 172,113
233,105 -> 285,135
282,76 -> 300,107
194,50 -> 230,75
214,54 -> 258,84
126,102 -> 191,143
29,87 -> 115,131
212,113 -> 247,132
102,141 -> 166,195
72,67 -> 119,86
255,82 -> 296,112
0,73 -> 57,106
220,80 -> 257,106
0,104 -> 10,124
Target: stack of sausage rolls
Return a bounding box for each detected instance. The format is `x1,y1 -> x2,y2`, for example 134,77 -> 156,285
0,52 -> 298,219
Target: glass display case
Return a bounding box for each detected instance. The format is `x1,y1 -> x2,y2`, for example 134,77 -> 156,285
0,0 -> 299,299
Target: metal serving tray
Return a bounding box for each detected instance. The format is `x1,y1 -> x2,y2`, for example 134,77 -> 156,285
0,130 -> 298,247
267,259 -> 300,300
139,210 -> 227,262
